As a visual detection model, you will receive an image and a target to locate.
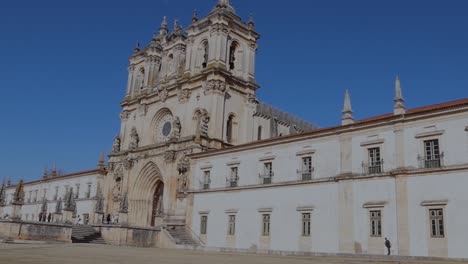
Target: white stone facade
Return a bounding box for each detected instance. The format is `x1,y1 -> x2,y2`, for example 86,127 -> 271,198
188,99 -> 468,258
1,169 -> 105,224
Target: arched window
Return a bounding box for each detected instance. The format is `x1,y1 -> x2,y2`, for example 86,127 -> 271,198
202,41 -> 209,68
257,126 -> 262,141
226,115 -> 234,143
229,42 -> 239,70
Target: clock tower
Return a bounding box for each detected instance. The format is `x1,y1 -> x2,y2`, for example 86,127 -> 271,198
105,0 -> 261,227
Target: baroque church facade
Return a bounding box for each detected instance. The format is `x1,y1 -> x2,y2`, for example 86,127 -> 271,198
1,0 -> 468,259
104,0 -> 315,228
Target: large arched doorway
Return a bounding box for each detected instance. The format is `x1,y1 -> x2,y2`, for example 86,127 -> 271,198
129,162 -> 165,227
151,182 -> 164,227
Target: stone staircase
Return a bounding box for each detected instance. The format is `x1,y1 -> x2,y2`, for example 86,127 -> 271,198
166,225 -> 200,246
71,225 -> 106,244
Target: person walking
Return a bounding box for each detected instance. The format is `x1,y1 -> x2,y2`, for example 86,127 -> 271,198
384,237 -> 392,255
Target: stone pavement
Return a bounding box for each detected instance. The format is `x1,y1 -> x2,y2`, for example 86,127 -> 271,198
0,243 -> 467,264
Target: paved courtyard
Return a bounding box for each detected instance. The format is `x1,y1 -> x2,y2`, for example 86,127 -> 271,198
0,243 -> 467,264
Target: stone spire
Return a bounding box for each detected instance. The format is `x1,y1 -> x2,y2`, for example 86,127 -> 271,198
7,176 -> 11,187
51,164 -> 57,177
133,40 -> 141,53
213,0 -> 236,13
192,9 -> 198,23
98,152 -> 105,169
159,16 -> 168,36
393,75 -> 406,115
341,89 -> 355,125
248,13 -> 255,29
43,166 -> 49,179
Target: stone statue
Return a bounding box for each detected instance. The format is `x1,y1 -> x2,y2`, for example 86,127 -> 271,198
64,187 -> 75,211
119,192 -> 129,213
171,116 -> 182,140
0,182 -> 6,206
129,127 -> 139,150
41,199 -> 48,214
112,179 -> 122,202
177,155 -> 190,192
13,180 -> 25,205
200,110 -> 210,138
112,135 -> 121,153
55,198 -> 63,214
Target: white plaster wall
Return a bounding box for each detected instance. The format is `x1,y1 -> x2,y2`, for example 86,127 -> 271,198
407,172 -> 468,258
352,178 -> 398,254
192,183 -> 339,253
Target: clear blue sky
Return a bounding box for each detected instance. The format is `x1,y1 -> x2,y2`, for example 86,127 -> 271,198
1,0 -> 467,183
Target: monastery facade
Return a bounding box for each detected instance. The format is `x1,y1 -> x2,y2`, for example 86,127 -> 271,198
1,0 -> 467,259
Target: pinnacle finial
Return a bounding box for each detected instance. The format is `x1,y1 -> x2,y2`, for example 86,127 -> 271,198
174,19 -> 179,30
43,166 -> 49,178
98,151 -> 105,169
161,16 -> 168,28
341,89 -> 355,125
51,163 -> 57,177
393,75 -> 406,115
159,16 -> 169,36
248,13 -> 255,28
133,40 -> 141,53
214,0 -> 236,13
192,9 -> 198,23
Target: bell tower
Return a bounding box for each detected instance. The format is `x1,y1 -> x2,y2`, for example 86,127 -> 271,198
106,0 -> 261,228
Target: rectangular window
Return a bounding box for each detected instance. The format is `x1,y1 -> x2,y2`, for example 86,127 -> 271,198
200,215 -> 208,235
262,162 -> 273,184
301,157 -> 313,181
367,147 -> 382,174
370,210 -> 382,237
302,213 -> 311,236
230,167 -> 238,187
228,215 -> 236,236
34,190 -> 38,202
429,209 -> 444,238
203,171 -> 211,190
43,189 -> 47,201
262,214 -> 271,236
424,139 -> 441,168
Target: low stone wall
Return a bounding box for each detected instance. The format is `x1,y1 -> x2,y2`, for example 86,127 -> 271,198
0,220 -> 72,242
93,224 -> 162,248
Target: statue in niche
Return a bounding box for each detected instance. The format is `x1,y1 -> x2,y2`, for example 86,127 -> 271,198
170,116 -> 182,140
112,178 -> 122,202
129,127 -> 139,150
177,155 -> 190,192
112,135 -> 121,153
119,192 -> 128,213
200,110 -> 210,138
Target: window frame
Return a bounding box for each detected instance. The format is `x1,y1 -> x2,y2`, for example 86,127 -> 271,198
301,213 -> 311,237
261,213 -> 271,237
200,215 -> 208,235
228,215 -> 236,236
429,208 -> 445,238
369,210 -> 383,237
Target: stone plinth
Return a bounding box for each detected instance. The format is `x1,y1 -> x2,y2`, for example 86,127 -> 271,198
0,220 -> 72,243
53,213 -> 63,224
119,212 -> 128,226
94,212 -> 104,224
63,210 -> 74,225
11,204 -> 23,221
